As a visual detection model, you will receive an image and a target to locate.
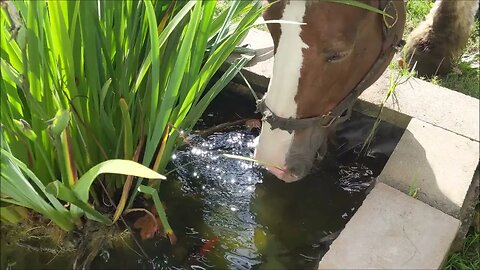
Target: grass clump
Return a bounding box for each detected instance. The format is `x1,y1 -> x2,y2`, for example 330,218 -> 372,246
404,0 -> 434,33
444,230 -> 480,270
430,19 -> 480,99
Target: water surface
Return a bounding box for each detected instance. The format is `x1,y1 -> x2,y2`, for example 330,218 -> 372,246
1,92 -> 404,270
94,93 -> 404,269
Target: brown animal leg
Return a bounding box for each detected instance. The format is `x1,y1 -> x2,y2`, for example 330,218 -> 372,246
405,0 -> 479,77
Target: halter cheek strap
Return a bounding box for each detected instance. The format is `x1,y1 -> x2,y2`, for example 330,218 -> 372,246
257,0 -> 405,133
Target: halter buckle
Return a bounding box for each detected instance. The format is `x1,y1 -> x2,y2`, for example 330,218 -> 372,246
320,112 -> 339,128
382,0 -> 398,29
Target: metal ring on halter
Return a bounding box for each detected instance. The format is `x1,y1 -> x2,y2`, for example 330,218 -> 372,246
383,0 -> 398,29
320,113 -> 339,128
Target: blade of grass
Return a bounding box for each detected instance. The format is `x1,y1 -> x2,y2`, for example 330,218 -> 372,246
133,1 -> 196,92
222,153 -> 286,172
325,0 -> 393,18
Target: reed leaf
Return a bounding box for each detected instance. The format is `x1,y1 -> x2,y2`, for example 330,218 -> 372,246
45,180 -> 111,224
1,132 -> 75,231
73,159 -> 165,203
137,185 -> 173,237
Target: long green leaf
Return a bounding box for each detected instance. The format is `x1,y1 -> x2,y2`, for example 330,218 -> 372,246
144,1 -> 202,166
74,159 -> 166,203
133,1 -> 196,92
144,0 -> 161,136
137,185 -> 173,234
1,139 -> 74,231
119,98 -> 133,159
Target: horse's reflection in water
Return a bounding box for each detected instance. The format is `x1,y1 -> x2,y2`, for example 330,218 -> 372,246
249,160 -> 361,269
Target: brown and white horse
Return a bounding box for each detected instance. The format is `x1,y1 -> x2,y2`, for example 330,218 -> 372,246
254,0 -> 406,182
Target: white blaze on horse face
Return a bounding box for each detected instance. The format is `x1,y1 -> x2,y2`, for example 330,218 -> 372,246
254,1 -> 308,175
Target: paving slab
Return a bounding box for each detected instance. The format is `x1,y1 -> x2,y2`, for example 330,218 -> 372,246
317,183 -> 461,270
377,118 -> 479,218
225,29 -> 480,141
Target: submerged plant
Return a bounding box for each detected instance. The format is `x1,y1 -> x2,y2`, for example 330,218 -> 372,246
0,0 -> 263,233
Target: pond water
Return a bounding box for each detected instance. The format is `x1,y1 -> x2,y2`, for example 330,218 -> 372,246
1,91 -> 404,270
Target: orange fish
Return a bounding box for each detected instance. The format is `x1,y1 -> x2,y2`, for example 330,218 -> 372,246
199,236 -> 219,257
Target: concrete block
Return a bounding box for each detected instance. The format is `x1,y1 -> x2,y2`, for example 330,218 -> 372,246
318,183 -> 461,270
378,118 -> 479,218
358,70 -> 480,142
451,166 -> 479,251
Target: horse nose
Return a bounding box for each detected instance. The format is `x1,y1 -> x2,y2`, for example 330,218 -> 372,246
262,153 -> 313,182
285,154 -> 313,179
265,166 -> 300,183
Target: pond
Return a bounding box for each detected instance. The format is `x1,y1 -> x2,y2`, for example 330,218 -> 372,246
1,90 -> 404,270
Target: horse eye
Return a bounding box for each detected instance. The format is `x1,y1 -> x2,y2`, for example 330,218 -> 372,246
325,50 -> 349,63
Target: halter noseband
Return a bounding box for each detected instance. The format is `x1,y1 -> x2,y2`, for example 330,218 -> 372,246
255,99 -> 345,134
256,0 -> 405,134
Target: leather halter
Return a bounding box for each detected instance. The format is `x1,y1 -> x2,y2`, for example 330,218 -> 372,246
256,0 -> 405,134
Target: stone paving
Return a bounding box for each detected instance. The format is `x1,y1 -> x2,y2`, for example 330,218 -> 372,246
378,118 -> 479,219
225,28 -> 480,269
317,183 -> 461,270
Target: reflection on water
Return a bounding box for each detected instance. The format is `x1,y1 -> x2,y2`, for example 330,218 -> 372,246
144,109 -> 402,270
1,93 -> 404,270
100,101 -> 401,269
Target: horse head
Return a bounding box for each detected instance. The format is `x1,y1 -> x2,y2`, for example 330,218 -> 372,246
254,0 -> 405,182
